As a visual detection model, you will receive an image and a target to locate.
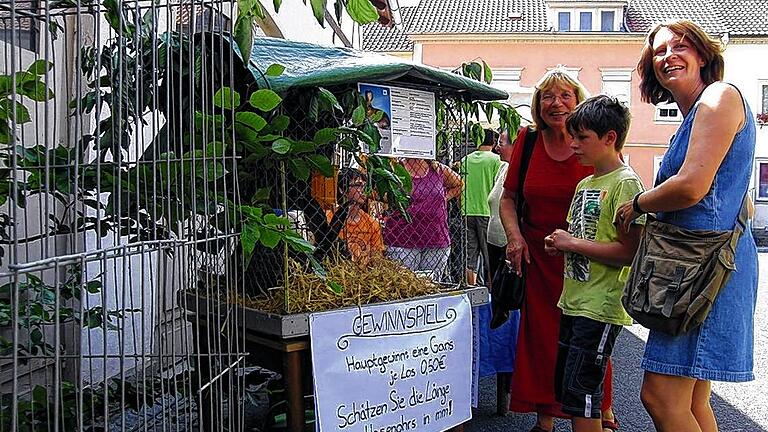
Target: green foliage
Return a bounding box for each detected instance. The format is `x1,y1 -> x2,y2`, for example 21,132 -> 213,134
0,61 -> 55,144
0,266 -> 132,362
345,0 -> 379,24
435,60 -> 522,157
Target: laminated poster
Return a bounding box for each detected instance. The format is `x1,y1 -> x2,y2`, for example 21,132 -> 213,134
358,83 -> 437,160
310,294 -> 473,432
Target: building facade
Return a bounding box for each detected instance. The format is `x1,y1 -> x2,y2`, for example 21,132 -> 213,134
363,0 -> 768,228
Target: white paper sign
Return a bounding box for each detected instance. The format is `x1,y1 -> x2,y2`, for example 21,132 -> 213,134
310,294 -> 473,432
358,83 -> 437,160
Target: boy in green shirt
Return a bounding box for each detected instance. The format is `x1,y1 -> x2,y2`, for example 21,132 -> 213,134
459,128 -> 501,285
544,95 -> 645,432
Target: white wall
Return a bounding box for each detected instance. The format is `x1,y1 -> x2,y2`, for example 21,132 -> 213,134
723,41 -> 768,228
260,1 -> 362,48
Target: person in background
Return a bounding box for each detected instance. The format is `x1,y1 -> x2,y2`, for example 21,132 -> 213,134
545,95 -> 644,432
326,168 -> 384,265
483,127 -> 520,414
499,67 -> 618,432
616,19 -> 758,432
460,128 -> 502,285
384,158 -> 463,281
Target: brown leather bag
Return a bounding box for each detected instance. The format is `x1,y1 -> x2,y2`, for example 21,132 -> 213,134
622,195 -> 752,336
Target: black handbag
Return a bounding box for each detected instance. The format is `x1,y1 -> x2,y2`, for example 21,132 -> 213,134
490,127 -> 537,330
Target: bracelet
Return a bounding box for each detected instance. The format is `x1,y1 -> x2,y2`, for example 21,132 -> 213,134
632,192 -> 645,214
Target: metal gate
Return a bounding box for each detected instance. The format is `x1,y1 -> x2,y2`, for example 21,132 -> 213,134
0,0 -> 246,430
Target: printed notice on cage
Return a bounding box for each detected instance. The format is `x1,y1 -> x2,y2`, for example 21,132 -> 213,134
310,295 -> 473,432
358,83 -> 436,159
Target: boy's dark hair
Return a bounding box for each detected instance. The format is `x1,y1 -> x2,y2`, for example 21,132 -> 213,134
566,95 -> 631,150
481,128 -> 499,148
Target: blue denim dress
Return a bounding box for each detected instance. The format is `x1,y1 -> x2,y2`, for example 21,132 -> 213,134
642,86 -> 758,382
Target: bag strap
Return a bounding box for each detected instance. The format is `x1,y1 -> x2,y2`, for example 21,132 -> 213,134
516,127 -> 538,220
728,192 -> 754,251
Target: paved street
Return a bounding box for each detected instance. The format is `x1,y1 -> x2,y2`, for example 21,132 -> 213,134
466,253 -> 768,432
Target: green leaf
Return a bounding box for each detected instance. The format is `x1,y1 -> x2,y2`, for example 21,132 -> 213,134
272,138 -> 292,154
482,60 -> 493,84
313,127 -> 339,145
267,114 -> 290,133
85,280 -> 102,293
285,231 -> 315,253
213,87 -> 240,110
265,63 -> 285,77
233,15 -> 254,59
235,111 -> 267,132
345,0 -> 379,24
241,223 -> 260,268
306,154 -> 334,177
253,187 -> 271,202
249,89 -> 282,111
273,0 -> 282,11
361,121 -> 382,153
288,159 -> 310,181
260,229 -> 281,248
30,328 -> 42,344
264,213 -> 290,226
27,60 -> 53,75
0,99 -> 31,124
18,80 -> 53,101
328,280 -> 343,294
0,122 -> 11,144
351,105 -> 365,126
310,0 -> 327,26
393,162 -> 413,194
317,87 -> 342,111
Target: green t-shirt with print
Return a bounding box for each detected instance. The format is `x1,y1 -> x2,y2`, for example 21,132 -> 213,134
558,165 -> 646,326
460,151 -> 501,216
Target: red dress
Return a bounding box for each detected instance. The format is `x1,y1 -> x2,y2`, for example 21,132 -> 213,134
503,129 -> 612,417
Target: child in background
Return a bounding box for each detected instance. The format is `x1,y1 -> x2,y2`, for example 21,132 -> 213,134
544,95 -> 645,432
326,168 -> 384,265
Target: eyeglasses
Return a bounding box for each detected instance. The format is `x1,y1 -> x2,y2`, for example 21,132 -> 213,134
540,92 -> 576,104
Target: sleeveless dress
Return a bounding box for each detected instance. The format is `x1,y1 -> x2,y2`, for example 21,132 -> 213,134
503,129 -> 611,417
642,86 -> 758,382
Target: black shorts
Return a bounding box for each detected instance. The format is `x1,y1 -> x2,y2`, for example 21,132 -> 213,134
554,315 -> 622,418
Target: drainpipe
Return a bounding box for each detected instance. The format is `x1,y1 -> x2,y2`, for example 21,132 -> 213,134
389,0 -> 403,28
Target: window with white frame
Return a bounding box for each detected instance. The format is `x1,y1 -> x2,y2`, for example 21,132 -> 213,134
760,80 -> 768,115
600,10 -> 615,31
600,69 -> 632,107
558,12 -> 570,31
654,102 -> 683,122
757,160 -> 768,200
492,68 -> 523,93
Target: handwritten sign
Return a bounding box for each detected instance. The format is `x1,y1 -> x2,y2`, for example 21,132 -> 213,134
310,295 -> 473,432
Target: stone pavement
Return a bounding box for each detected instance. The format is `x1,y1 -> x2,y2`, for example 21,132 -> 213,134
465,253 -> 768,432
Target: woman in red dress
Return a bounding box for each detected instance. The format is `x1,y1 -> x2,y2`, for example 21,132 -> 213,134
499,68 -> 617,432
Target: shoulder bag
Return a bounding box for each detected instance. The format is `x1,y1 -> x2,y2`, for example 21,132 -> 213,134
490,127 -> 537,329
621,194 -> 753,336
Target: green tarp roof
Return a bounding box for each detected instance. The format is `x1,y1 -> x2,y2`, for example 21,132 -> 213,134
243,37 -> 507,101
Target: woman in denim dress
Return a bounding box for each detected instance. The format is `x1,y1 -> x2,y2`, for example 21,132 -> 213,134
617,20 -> 758,431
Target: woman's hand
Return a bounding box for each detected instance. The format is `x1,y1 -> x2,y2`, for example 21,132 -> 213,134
505,233 -> 530,276
616,200 -> 641,233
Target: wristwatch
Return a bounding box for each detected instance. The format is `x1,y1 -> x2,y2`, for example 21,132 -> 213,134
632,192 -> 645,214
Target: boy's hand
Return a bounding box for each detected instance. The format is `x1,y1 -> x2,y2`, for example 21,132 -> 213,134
548,229 -> 575,253
544,234 -> 561,256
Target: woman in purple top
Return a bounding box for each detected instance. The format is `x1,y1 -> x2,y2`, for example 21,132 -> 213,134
384,158 -> 463,281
